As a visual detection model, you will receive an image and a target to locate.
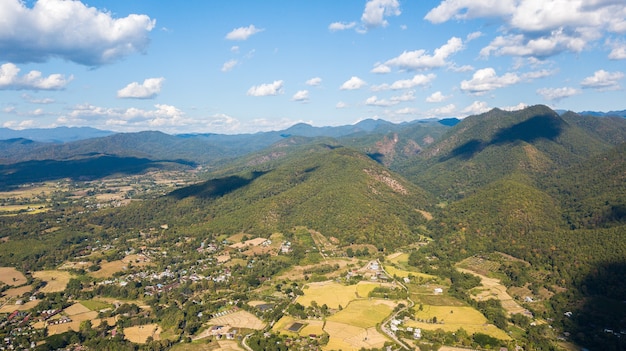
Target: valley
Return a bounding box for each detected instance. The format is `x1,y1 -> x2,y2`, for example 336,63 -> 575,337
0,106 -> 624,351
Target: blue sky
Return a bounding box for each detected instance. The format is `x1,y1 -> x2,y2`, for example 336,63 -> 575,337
1,0 -> 625,134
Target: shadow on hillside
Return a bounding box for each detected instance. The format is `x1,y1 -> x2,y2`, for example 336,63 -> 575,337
442,114 -> 565,161
0,156 -> 185,191
169,171 -> 268,200
570,261 -> 626,350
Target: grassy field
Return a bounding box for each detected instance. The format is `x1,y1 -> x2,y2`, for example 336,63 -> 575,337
457,268 -> 530,316
124,324 -> 162,344
79,299 -> 112,311
327,299 -> 394,329
90,254 -> 151,279
0,267 -> 28,286
32,270 -> 72,293
207,310 -> 265,330
406,305 -> 510,340
296,281 -> 387,309
384,265 -> 436,280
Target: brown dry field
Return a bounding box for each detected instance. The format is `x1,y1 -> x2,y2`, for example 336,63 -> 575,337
124,324 -> 162,344
208,310 -> 265,331
215,340 -> 245,351
90,254 -> 151,279
47,316 -> 117,336
0,267 -> 28,286
323,321 -> 388,351
32,270 -> 72,293
0,300 -> 38,313
3,285 -> 33,298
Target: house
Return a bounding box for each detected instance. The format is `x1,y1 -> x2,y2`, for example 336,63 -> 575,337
413,328 -> 422,339
434,288 -> 443,294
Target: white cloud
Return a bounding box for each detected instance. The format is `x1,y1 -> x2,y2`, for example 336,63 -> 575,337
390,90 -> 416,102
427,103 -> 457,117
21,94 -> 55,104
384,37 -> 463,70
371,64 -> 391,74
247,80 -> 284,96
607,39 -> 626,59
3,119 -> 35,130
0,0 -> 155,66
371,74 -> 435,91
537,87 -> 580,101
448,64 -> 475,72
221,59 -> 238,72
329,22 -> 356,31
365,95 -> 396,107
425,0 -> 516,24
466,31 -> 483,41
0,63 -> 72,90
426,91 -> 450,103
502,103 -> 528,111
230,46 -> 240,53
462,101 -> 491,115
460,68 -> 521,95
336,101 -> 348,109
117,77 -> 164,99
361,0 -> 401,28
395,107 -> 417,115
225,25 -> 264,41
292,90 -> 309,102
521,69 -> 557,80
427,1 -> 626,59
580,69 -> 624,90
305,77 -> 322,86
340,76 -> 367,90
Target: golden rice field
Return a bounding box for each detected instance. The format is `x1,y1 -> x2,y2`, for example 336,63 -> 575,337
405,305 -> 510,340
296,281 -> 384,309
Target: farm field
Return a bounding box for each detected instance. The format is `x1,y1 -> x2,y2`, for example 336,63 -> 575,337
406,305 -> 511,340
32,270 -> 72,293
90,254 -> 151,279
296,281 -> 384,309
0,267 -> 28,286
207,310 -> 265,331
124,324 -> 162,344
384,264 -> 436,280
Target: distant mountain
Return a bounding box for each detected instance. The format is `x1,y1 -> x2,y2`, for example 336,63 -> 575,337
0,126 -> 113,143
578,109 -> 626,118
395,105 -> 621,200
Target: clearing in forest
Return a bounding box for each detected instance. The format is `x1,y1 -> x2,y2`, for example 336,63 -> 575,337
0,267 -> 27,286
32,270 -> 72,293
124,324 -> 162,344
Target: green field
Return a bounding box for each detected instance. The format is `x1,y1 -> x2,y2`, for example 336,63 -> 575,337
297,281 -> 383,309
80,299 -> 112,311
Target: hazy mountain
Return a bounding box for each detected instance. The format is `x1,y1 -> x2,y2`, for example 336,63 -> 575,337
0,126 -> 113,143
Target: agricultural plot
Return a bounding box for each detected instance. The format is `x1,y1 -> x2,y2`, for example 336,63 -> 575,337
90,254 -> 151,279
0,267 -> 27,286
208,310 -> 265,330
323,321 -> 388,351
296,281 -> 383,309
384,265 -> 436,280
124,324 -> 162,344
32,270 -> 72,293
406,305 -> 510,340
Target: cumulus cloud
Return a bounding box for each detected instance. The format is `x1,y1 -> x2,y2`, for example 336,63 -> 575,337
117,77 -> 164,99
426,91 -> 450,103
390,90 -> 416,102
502,103 -> 528,111
395,107 -> 417,115
460,68 -> 521,95
329,21 -> 357,31
0,0 -> 155,66
383,37 -> 463,71
361,0 -> 401,28
426,0 -> 626,59
537,87 -> 580,101
0,63 -> 72,90
221,59 -> 238,72
365,95 -> 396,107
462,101 -> 491,115
336,101 -> 348,109
247,80 -> 284,96
607,39 -> 626,59
292,90 -> 309,102
340,76 -> 367,90
305,77 -> 322,86
371,74 -> 435,91
427,103 -> 457,117
580,69 -> 624,90
371,64 -> 391,74
225,25 -> 264,41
